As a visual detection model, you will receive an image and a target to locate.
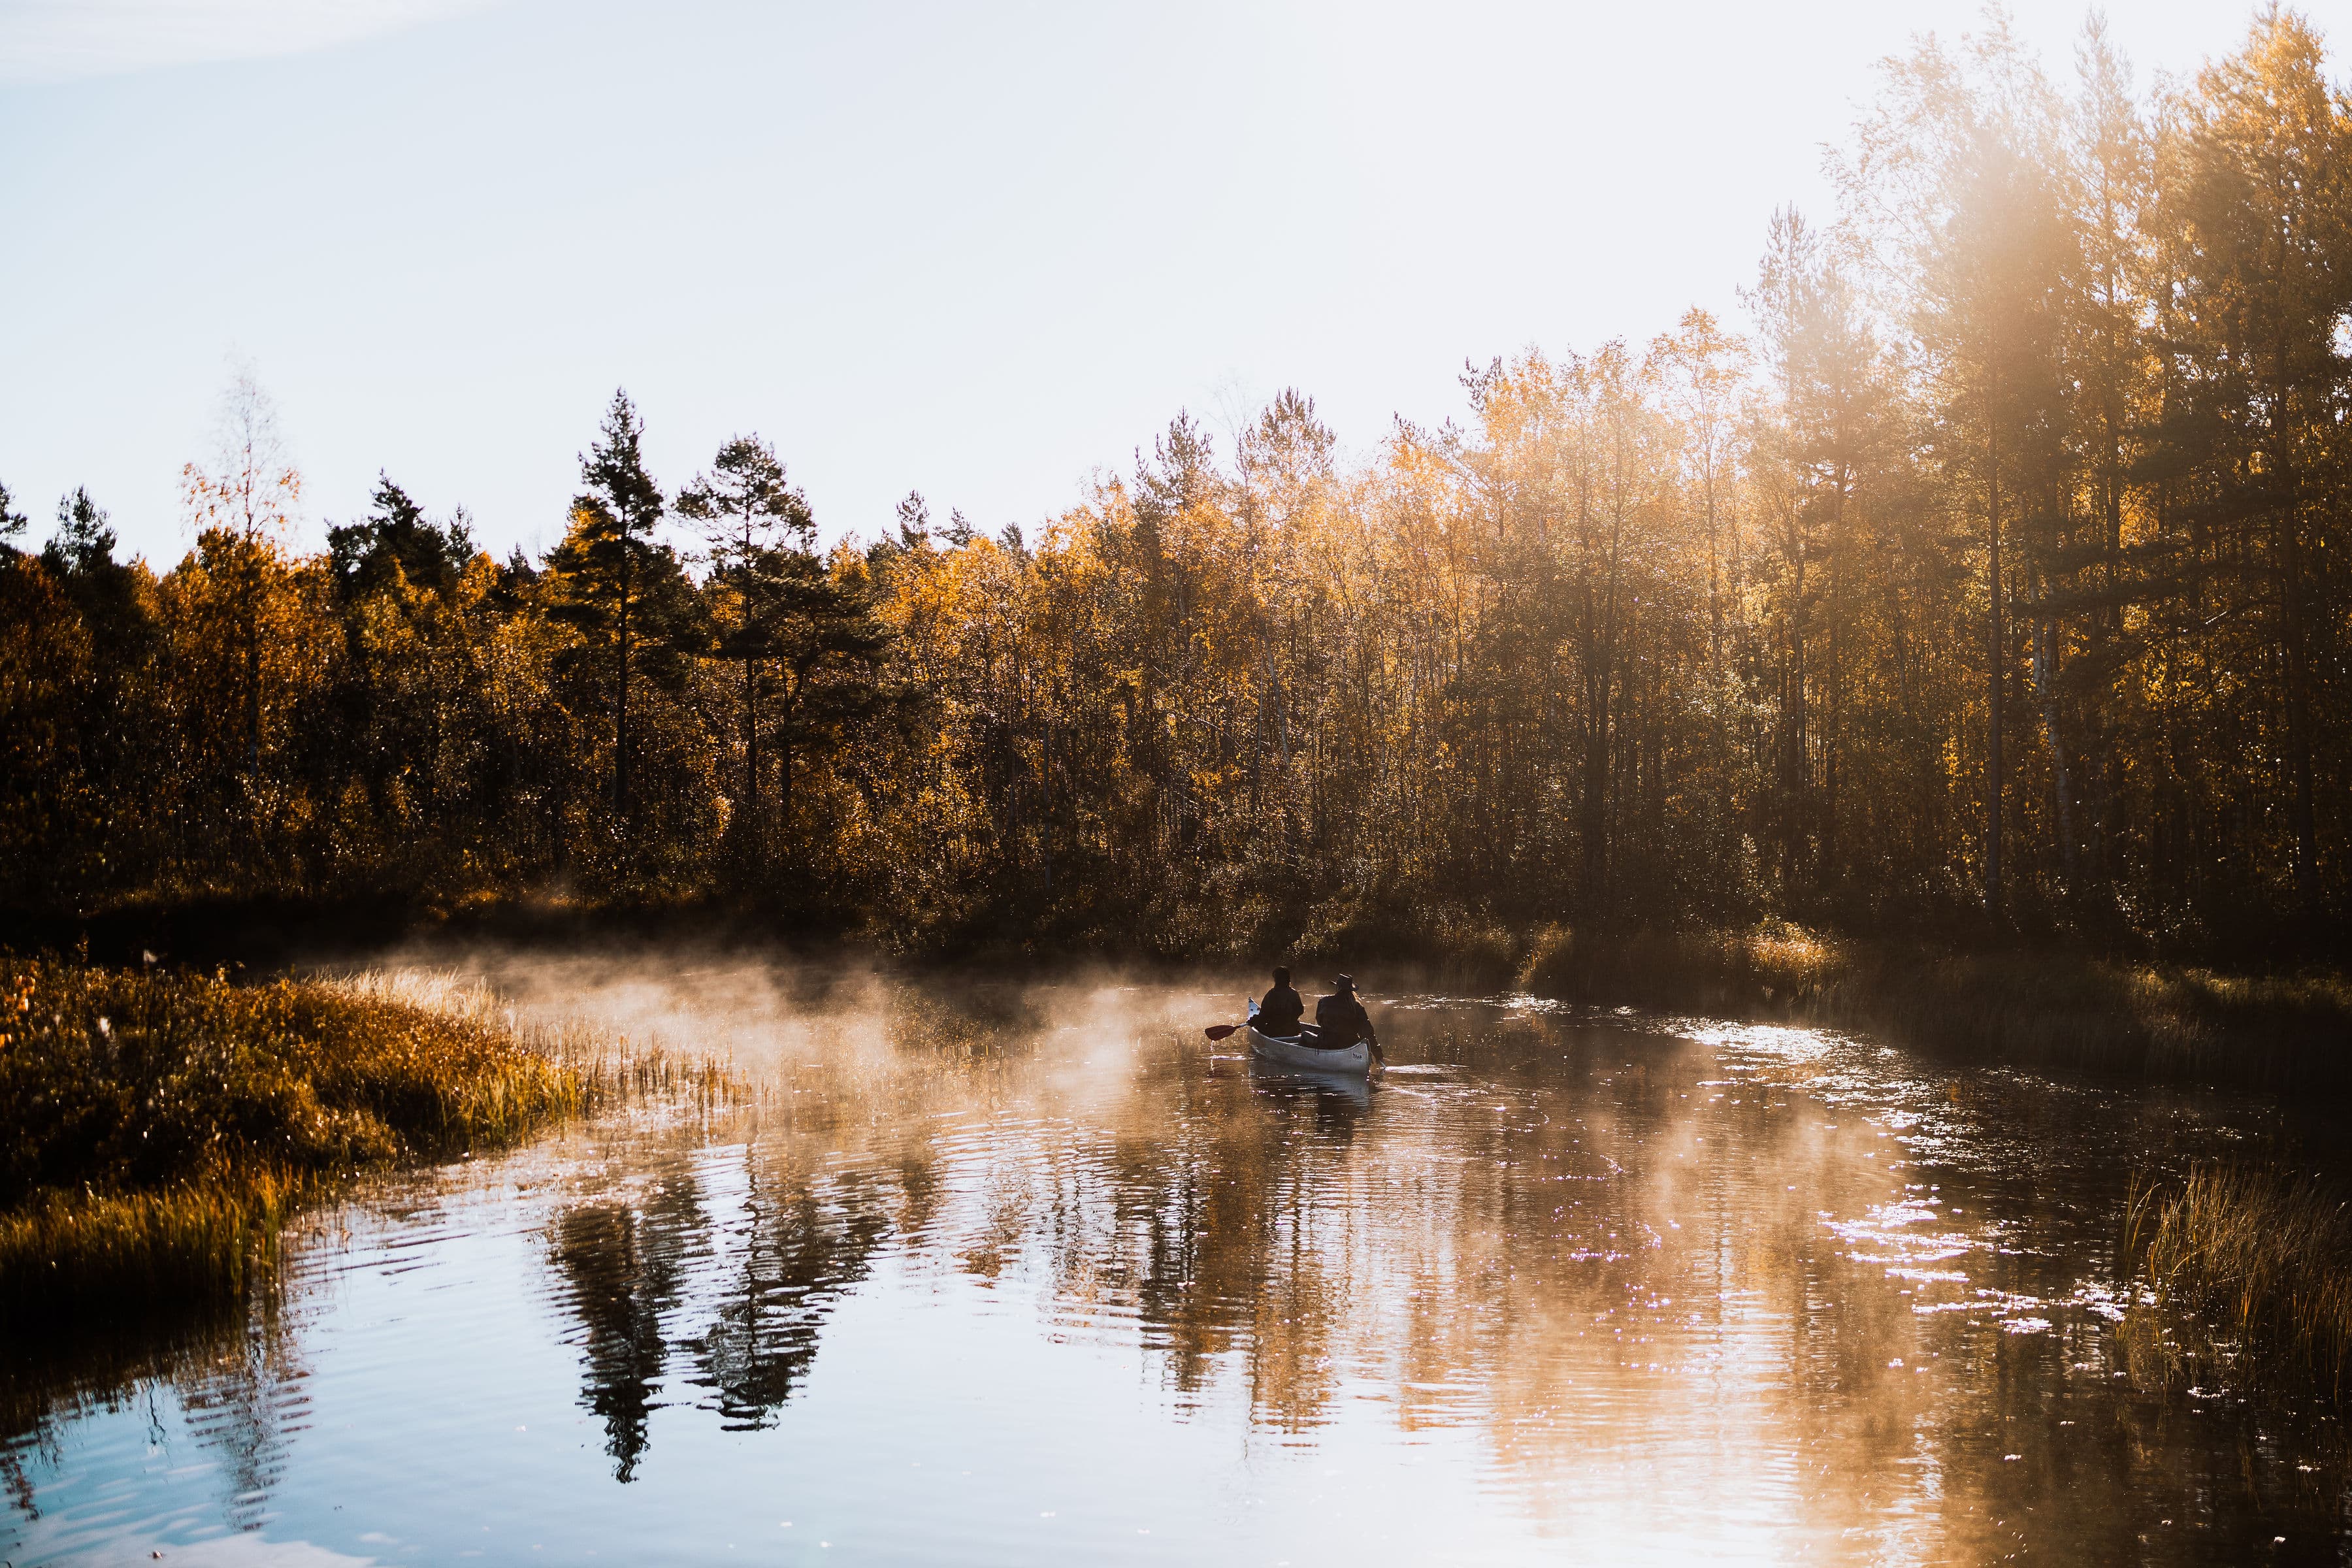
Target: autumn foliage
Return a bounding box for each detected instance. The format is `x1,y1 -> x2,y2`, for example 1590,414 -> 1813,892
3,14 -> 2349,962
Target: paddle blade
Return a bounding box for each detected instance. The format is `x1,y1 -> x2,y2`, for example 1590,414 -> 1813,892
1203,1024 -> 1241,1041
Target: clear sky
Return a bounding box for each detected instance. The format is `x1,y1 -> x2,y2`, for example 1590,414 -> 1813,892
0,0 -> 2331,566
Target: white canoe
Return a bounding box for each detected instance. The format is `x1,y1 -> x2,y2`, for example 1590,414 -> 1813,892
1245,1024 -> 1376,1076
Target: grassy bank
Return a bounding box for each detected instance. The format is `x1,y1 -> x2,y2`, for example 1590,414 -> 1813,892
1513,924 -> 2352,1092
2121,1162 -> 2352,1401
0,958 -> 725,1320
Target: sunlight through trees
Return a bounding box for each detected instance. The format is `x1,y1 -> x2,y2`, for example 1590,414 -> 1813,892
2,13 -> 2346,958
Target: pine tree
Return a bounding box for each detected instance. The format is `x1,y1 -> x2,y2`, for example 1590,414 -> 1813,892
328,474 -> 476,599
676,434 -> 815,865
2061,15 -> 2157,907
1848,29 -> 2075,921
2157,10 -> 2350,909
747,546 -> 894,876
545,390 -> 674,838
0,480 -> 25,551
44,488 -> 113,574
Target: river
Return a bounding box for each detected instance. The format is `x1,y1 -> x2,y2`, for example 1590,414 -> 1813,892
2,960 -> 2343,1565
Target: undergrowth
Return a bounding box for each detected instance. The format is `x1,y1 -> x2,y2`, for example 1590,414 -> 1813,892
2121,1162 -> 2352,1401
0,956 -> 737,1320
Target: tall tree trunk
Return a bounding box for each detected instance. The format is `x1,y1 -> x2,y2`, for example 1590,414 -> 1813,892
744,654 -> 761,865
615,551 -> 633,830
1785,521 -> 1809,892
1985,408 -> 2004,921
2034,603 -> 2076,889
1821,464 -> 1850,892
1705,459 -> 1723,675
2089,418 -> 2123,898
776,678 -> 795,871
2282,508 -> 2320,907
242,561 -> 261,783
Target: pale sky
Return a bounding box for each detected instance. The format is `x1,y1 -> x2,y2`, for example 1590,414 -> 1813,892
0,0 -> 2332,566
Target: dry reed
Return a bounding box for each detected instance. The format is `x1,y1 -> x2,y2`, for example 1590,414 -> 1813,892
2121,1162 -> 2352,1400
0,956 -> 740,1320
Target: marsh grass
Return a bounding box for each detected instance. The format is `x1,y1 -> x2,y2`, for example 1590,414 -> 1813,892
2121,1162 -> 2352,1401
0,957 -> 740,1320
1516,924 -> 2352,1090
1291,899 -> 1521,992
338,967 -> 743,1111
1517,923 -> 1840,1015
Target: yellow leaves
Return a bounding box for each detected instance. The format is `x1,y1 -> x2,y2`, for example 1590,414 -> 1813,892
178,459 -> 301,552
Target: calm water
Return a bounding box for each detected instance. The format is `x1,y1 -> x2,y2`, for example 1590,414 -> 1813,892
3,968 -> 2345,1566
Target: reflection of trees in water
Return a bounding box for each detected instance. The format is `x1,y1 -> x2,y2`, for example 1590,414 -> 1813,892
896,1017 -> 2342,1555
894,1151 -> 944,1245
547,1173 -> 706,1482
19,1002 -> 2342,1557
0,1441 -> 35,1524
2,1250 -> 316,1535
688,1159 -> 893,1430
529,1014 -> 2346,1552
950,1052 -> 1373,1428
544,1145 -> 904,1473
178,1313 -> 312,1531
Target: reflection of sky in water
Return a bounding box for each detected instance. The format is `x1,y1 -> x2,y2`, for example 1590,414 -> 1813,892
1,964 -> 2341,1565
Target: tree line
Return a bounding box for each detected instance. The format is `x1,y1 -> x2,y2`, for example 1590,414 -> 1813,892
3,12 -> 2347,959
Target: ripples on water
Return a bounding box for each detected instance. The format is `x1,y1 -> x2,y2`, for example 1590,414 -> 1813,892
3,966 -> 2344,1565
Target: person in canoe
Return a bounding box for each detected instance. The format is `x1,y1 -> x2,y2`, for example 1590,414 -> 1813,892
1253,965 -> 1307,1038
1315,975 -> 1380,1058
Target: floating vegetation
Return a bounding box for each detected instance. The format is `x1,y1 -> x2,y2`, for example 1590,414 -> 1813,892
0,956 -> 740,1320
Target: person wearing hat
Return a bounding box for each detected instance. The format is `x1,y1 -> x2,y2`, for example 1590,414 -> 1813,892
1313,975 -> 1378,1053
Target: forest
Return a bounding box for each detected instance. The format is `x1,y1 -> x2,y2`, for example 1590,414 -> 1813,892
3,12 -> 2348,965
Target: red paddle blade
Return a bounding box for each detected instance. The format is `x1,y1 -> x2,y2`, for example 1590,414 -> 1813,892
1203,1024 -> 1240,1041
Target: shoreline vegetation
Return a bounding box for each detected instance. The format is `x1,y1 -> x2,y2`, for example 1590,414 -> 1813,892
2124,1162 -> 2352,1404
0,957 -> 734,1322
25,885 -> 2350,1094
1509,923 -> 2352,1095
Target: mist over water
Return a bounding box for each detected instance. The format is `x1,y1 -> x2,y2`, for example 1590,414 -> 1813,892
3,950 -> 2344,1565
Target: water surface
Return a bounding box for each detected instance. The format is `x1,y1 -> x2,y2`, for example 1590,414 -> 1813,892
3,970 -> 2343,1565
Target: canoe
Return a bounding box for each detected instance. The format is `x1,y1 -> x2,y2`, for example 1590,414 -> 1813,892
1245,1023 -> 1376,1077
1245,1051 -> 1373,1105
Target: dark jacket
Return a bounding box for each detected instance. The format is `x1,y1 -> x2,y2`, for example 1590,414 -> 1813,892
1315,992 -> 1375,1045
1256,983 -> 1305,1036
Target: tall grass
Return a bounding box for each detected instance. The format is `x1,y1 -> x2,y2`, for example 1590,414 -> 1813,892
0,956 -> 736,1320
2121,1162 -> 2352,1400
0,1168 -> 309,1314
332,967 -> 742,1113
1516,922 -> 1840,1015
1515,924 -> 2352,1090
1277,898 -> 1522,993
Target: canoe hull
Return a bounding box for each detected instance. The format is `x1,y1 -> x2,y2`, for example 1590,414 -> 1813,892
1245,1025 -> 1375,1076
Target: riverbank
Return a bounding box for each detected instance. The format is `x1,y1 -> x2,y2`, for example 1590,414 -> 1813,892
0,958 -> 727,1320
1511,924 -> 2352,1095
1510,927 -> 2352,1404
17,888 -> 2350,1095
2123,1161 -> 2352,1402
